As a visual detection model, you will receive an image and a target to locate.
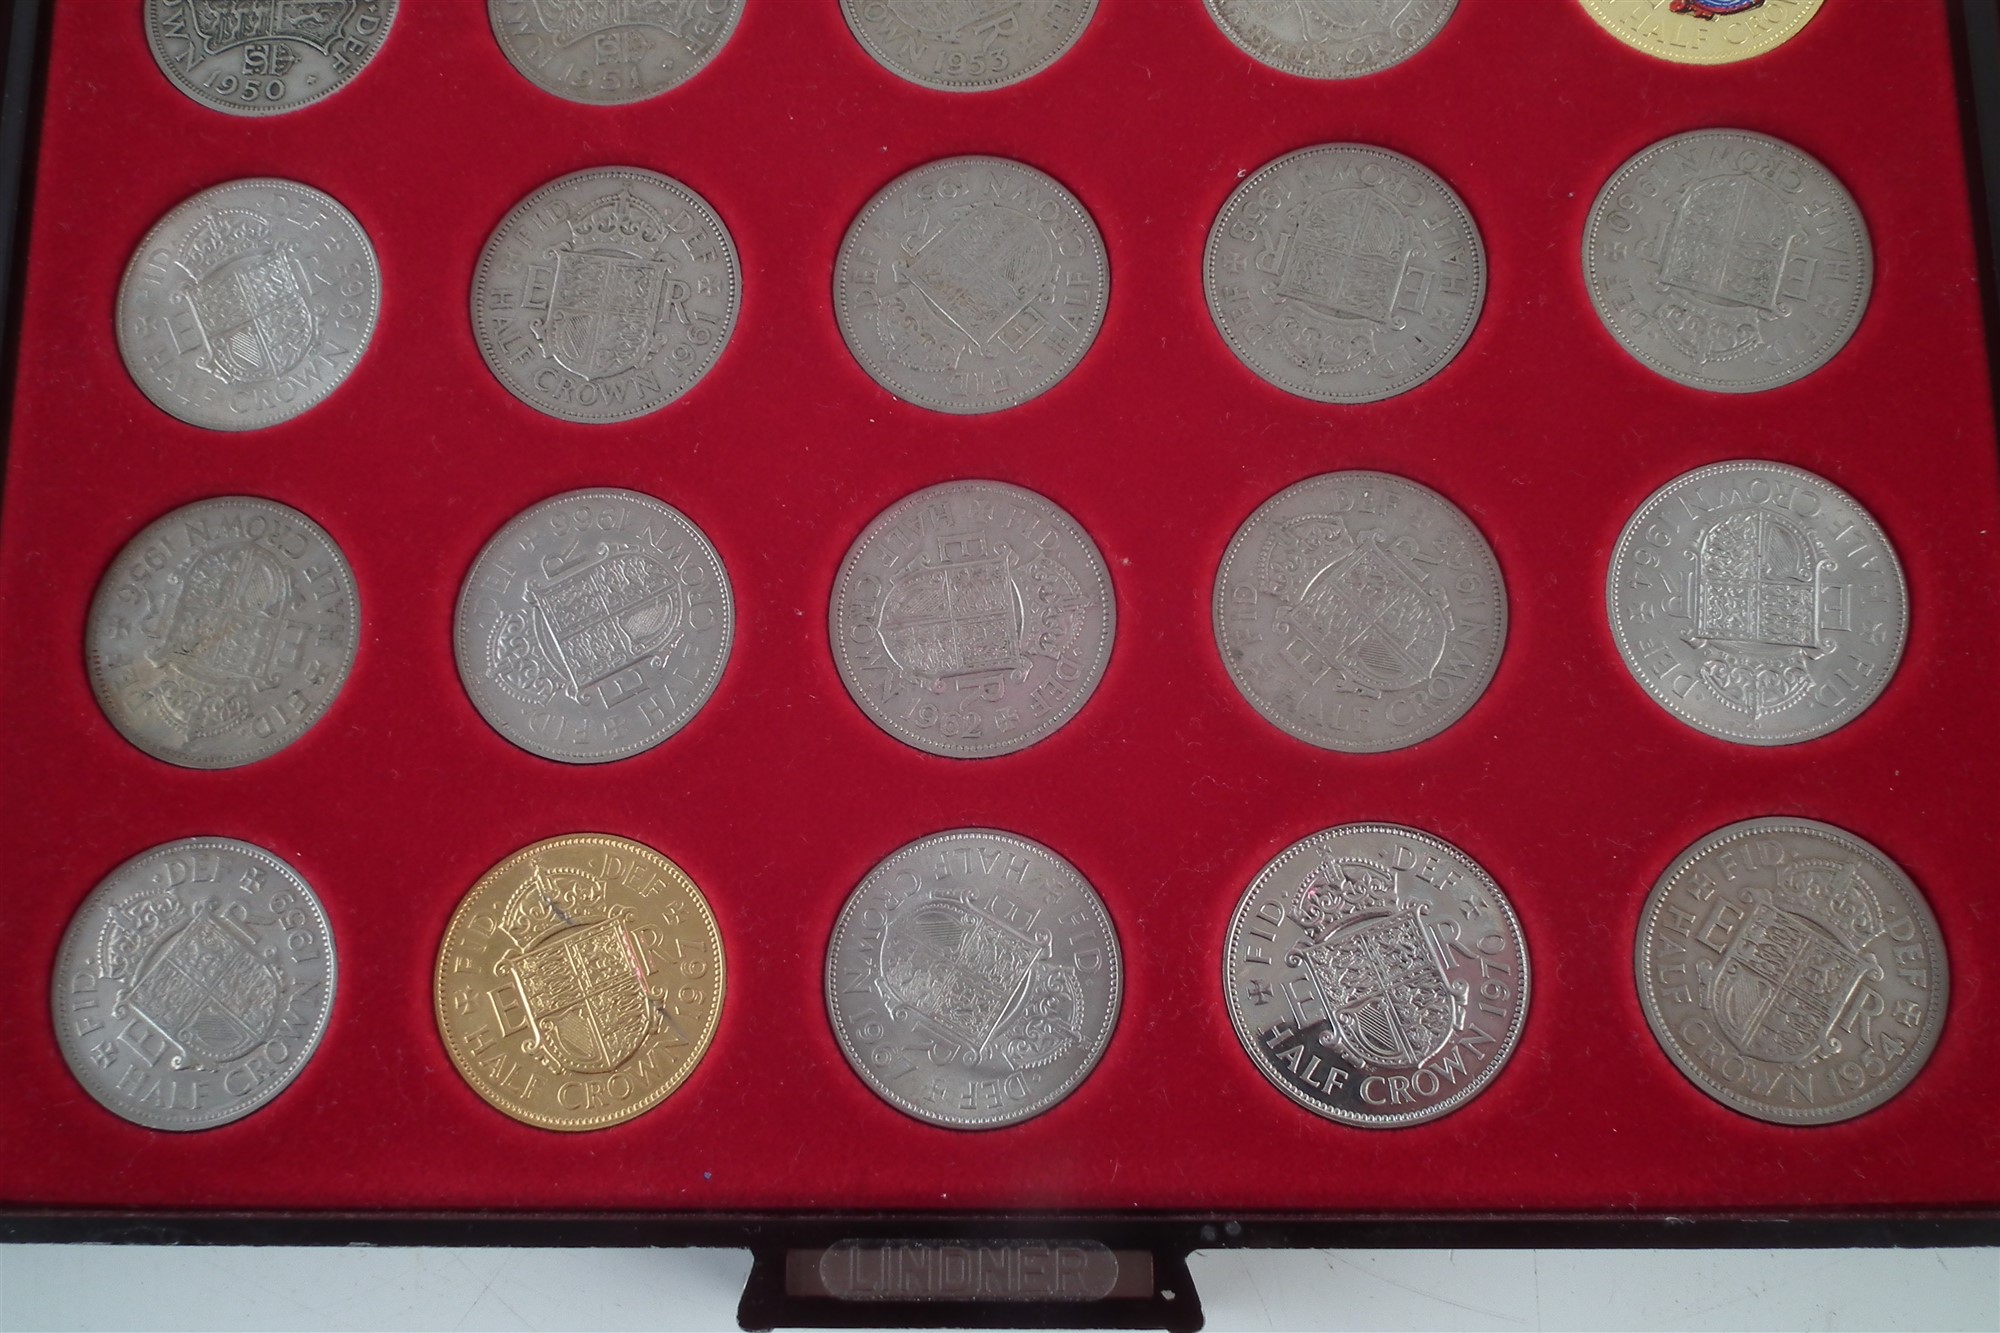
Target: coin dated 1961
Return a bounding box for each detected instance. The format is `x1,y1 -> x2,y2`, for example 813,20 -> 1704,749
145,0 -> 397,116
1606,461 -> 1906,746
1205,0 -> 1458,79
826,829 -> 1122,1129
1225,824 -> 1529,1127
1214,472 -> 1506,753
488,0 -> 743,103
839,0 -> 1098,91
1580,0 -> 1825,66
53,837 -> 337,1131
1636,818 -> 1946,1125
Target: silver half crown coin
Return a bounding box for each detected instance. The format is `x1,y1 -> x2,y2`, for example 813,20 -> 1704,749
1204,0 -> 1458,78
839,0 -> 1098,91
145,0 -> 397,116
488,0 -> 744,104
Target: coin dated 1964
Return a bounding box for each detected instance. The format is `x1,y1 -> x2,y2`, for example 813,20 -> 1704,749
1205,0 -> 1458,79
834,156 -> 1108,415
145,0 -> 397,116
826,829 -> 1122,1129
1225,824 -> 1529,1127
53,837 -> 337,1131
839,0 -> 1098,91
1580,0 -> 1825,66
488,0 -> 743,103
1214,472 -> 1506,753
1205,145 -> 1486,404
1606,461 -> 1906,746
1636,818 -> 1946,1125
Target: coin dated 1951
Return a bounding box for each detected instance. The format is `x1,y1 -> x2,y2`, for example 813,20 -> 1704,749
1205,0 -> 1458,79
52,837 -> 337,1131
826,829 -> 1122,1129
1636,818 -> 1946,1125
1580,0 -> 1825,66
1225,824 -> 1529,1127
145,0 -> 397,116
839,0 -> 1098,91
488,0 -> 743,103
1606,461 -> 1906,746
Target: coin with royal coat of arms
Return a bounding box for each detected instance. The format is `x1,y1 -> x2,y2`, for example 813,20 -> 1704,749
839,0 -> 1098,91
1204,0 -> 1459,79
488,0 -> 743,104
1579,0 -> 1825,66
52,837 -> 337,1131
145,0 -> 397,116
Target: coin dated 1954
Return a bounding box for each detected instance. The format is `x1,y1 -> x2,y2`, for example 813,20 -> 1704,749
1580,0 -> 1825,66
488,0 -> 743,103
1225,824 -> 1529,1127
1205,0 -> 1458,79
1636,818 -> 1946,1125
1206,145 -> 1486,404
826,829 -> 1122,1129
839,0 -> 1098,91
1214,472 -> 1506,753
1606,461 -> 1906,746
145,0 -> 397,116
53,837 -> 337,1131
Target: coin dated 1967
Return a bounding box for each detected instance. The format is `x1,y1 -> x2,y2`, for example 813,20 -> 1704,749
145,0 -> 397,116
1580,0 -> 1825,66
1205,0 -> 1458,79
839,0 -> 1098,91
1636,817 -> 1946,1125
53,837 -> 337,1131
488,0 -> 743,103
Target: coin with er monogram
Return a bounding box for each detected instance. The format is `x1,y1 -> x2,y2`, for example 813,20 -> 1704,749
1205,0 -> 1458,78
145,0 -> 397,116
53,837 -> 337,1131
839,0 -> 1097,91
1580,0 -> 1825,66
488,0 -> 743,103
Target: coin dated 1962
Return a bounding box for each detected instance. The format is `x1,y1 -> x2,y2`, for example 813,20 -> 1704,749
488,0 -> 743,103
1606,461 -> 1906,746
145,0 -> 397,116
1214,471 -> 1506,753
1580,0 -> 1825,66
1636,817 -> 1946,1125
834,156 -> 1108,415
839,0 -> 1098,91
53,837 -> 337,1131
826,829 -> 1122,1129
1205,145 -> 1486,404
1205,0 -> 1459,79
1225,824 -> 1528,1127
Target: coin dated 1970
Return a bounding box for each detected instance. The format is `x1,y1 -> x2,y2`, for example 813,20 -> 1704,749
1205,0 -> 1458,79
52,837 -> 337,1131
488,0 -> 743,103
839,0 -> 1098,91
145,0 -> 397,116
1580,0 -> 1825,66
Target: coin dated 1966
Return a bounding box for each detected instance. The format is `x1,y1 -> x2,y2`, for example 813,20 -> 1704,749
53,837 -> 337,1131
1205,0 -> 1458,79
1606,461 -> 1906,746
826,829 -> 1122,1129
1205,145 -> 1486,404
1636,818 -> 1946,1125
1580,0 -> 1825,66
839,0 -> 1098,91
145,0 -> 397,116
834,156 -> 1108,415
1225,824 -> 1528,1127
1214,472 -> 1506,753
488,0 -> 743,103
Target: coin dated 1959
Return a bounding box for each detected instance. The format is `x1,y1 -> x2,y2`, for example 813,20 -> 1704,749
1580,0 -> 1825,66
839,0 -> 1098,91
117,179 -> 381,431
1225,824 -> 1528,1127
1214,472 -> 1506,753
1205,145 -> 1486,404
834,156 -> 1108,415
1205,0 -> 1459,79
145,0 -> 397,116
826,829 -> 1122,1129
1606,461 -> 1906,746
1636,817 -> 1946,1125
488,0 -> 743,103
52,837 -> 337,1131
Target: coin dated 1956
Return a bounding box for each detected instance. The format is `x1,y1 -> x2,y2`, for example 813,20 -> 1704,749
826,829 -> 1122,1129
1580,0 -> 1825,66
145,0 -> 397,116
488,0 -> 743,103
1636,818 -> 1946,1125
53,837 -> 337,1131
1205,0 -> 1458,79
839,0 -> 1098,91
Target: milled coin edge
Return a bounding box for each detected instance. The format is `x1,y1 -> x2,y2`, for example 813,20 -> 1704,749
837,0 -> 1101,92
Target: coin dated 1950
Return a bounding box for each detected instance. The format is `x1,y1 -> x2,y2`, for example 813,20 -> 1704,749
53,837 -> 337,1131
826,829 -> 1122,1129
117,179 -> 381,431
145,0 -> 397,116
1205,0 -> 1458,79
1636,817 -> 1946,1125
1225,824 -> 1529,1127
1580,0 -> 1825,66
488,0 -> 743,103
839,0 -> 1098,91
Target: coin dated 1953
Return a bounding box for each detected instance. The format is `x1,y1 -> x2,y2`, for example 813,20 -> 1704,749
117,179 -> 381,431
488,0 -> 743,103
455,489 -> 733,765
145,0 -> 397,116
1580,0 -> 1825,66
1205,0 -> 1458,79
53,837 -> 337,1131
1636,818 -> 1946,1125
1206,145 -> 1486,404
1225,824 -> 1529,1127
1606,461 -> 1906,745
826,829 -> 1122,1129
839,0 -> 1098,91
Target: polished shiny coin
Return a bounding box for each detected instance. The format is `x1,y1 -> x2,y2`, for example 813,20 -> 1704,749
826,829 -> 1121,1129
53,837 -> 336,1131
117,179 -> 380,431
435,834 -> 724,1131
1584,130 -> 1869,393
1636,818 -> 1946,1124
145,0 -> 397,116
1606,461 -> 1905,745
1214,472 -> 1506,753
455,489 -> 733,764
1580,0 -> 1824,66
840,0 -> 1097,91
1205,145 -> 1485,404
472,168 -> 740,424
488,0 -> 743,103
834,156 -> 1108,414
830,480 -> 1114,758
87,498 -> 360,769
1205,0 -> 1457,78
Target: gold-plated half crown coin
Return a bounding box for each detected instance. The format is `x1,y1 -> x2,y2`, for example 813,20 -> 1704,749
1579,0 -> 1825,65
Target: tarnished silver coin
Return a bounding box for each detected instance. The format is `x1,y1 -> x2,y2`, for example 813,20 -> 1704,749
1214,472 -> 1506,753
117,179 -> 381,431
826,829 -> 1122,1129
472,168 -> 740,424
145,0 -> 396,116
1205,0 -> 1458,78
839,0 -> 1097,91
1225,824 -> 1528,1127
1636,818 -> 1946,1125
1583,130 -> 1871,393
834,156 -> 1108,415
1205,145 -> 1485,404
87,498 -> 360,769
52,837 -> 337,1131
1606,461 -> 1906,745
830,480 -> 1114,758
488,0 -> 743,104
455,488 -> 733,764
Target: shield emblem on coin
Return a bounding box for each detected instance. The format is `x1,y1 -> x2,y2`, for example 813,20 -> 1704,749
127,905 -> 282,1063
180,245 -> 317,385
501,916 -> 652,1074
1659,175 -> 1805,313
1704,863 -> 1880,1065
1299,903 -> 1460,1070
545,249 -> 672,380
1278,531 -> 1449,692
906,203 -> 1054,349
528,549 -> 686,698
152,542 -> 298,739
878,534 -> 1031,690
1274,188 -> 1412,326
878,899 -> 1046,1058
187,0 -> 357,56
1688,508 -> 1834,716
